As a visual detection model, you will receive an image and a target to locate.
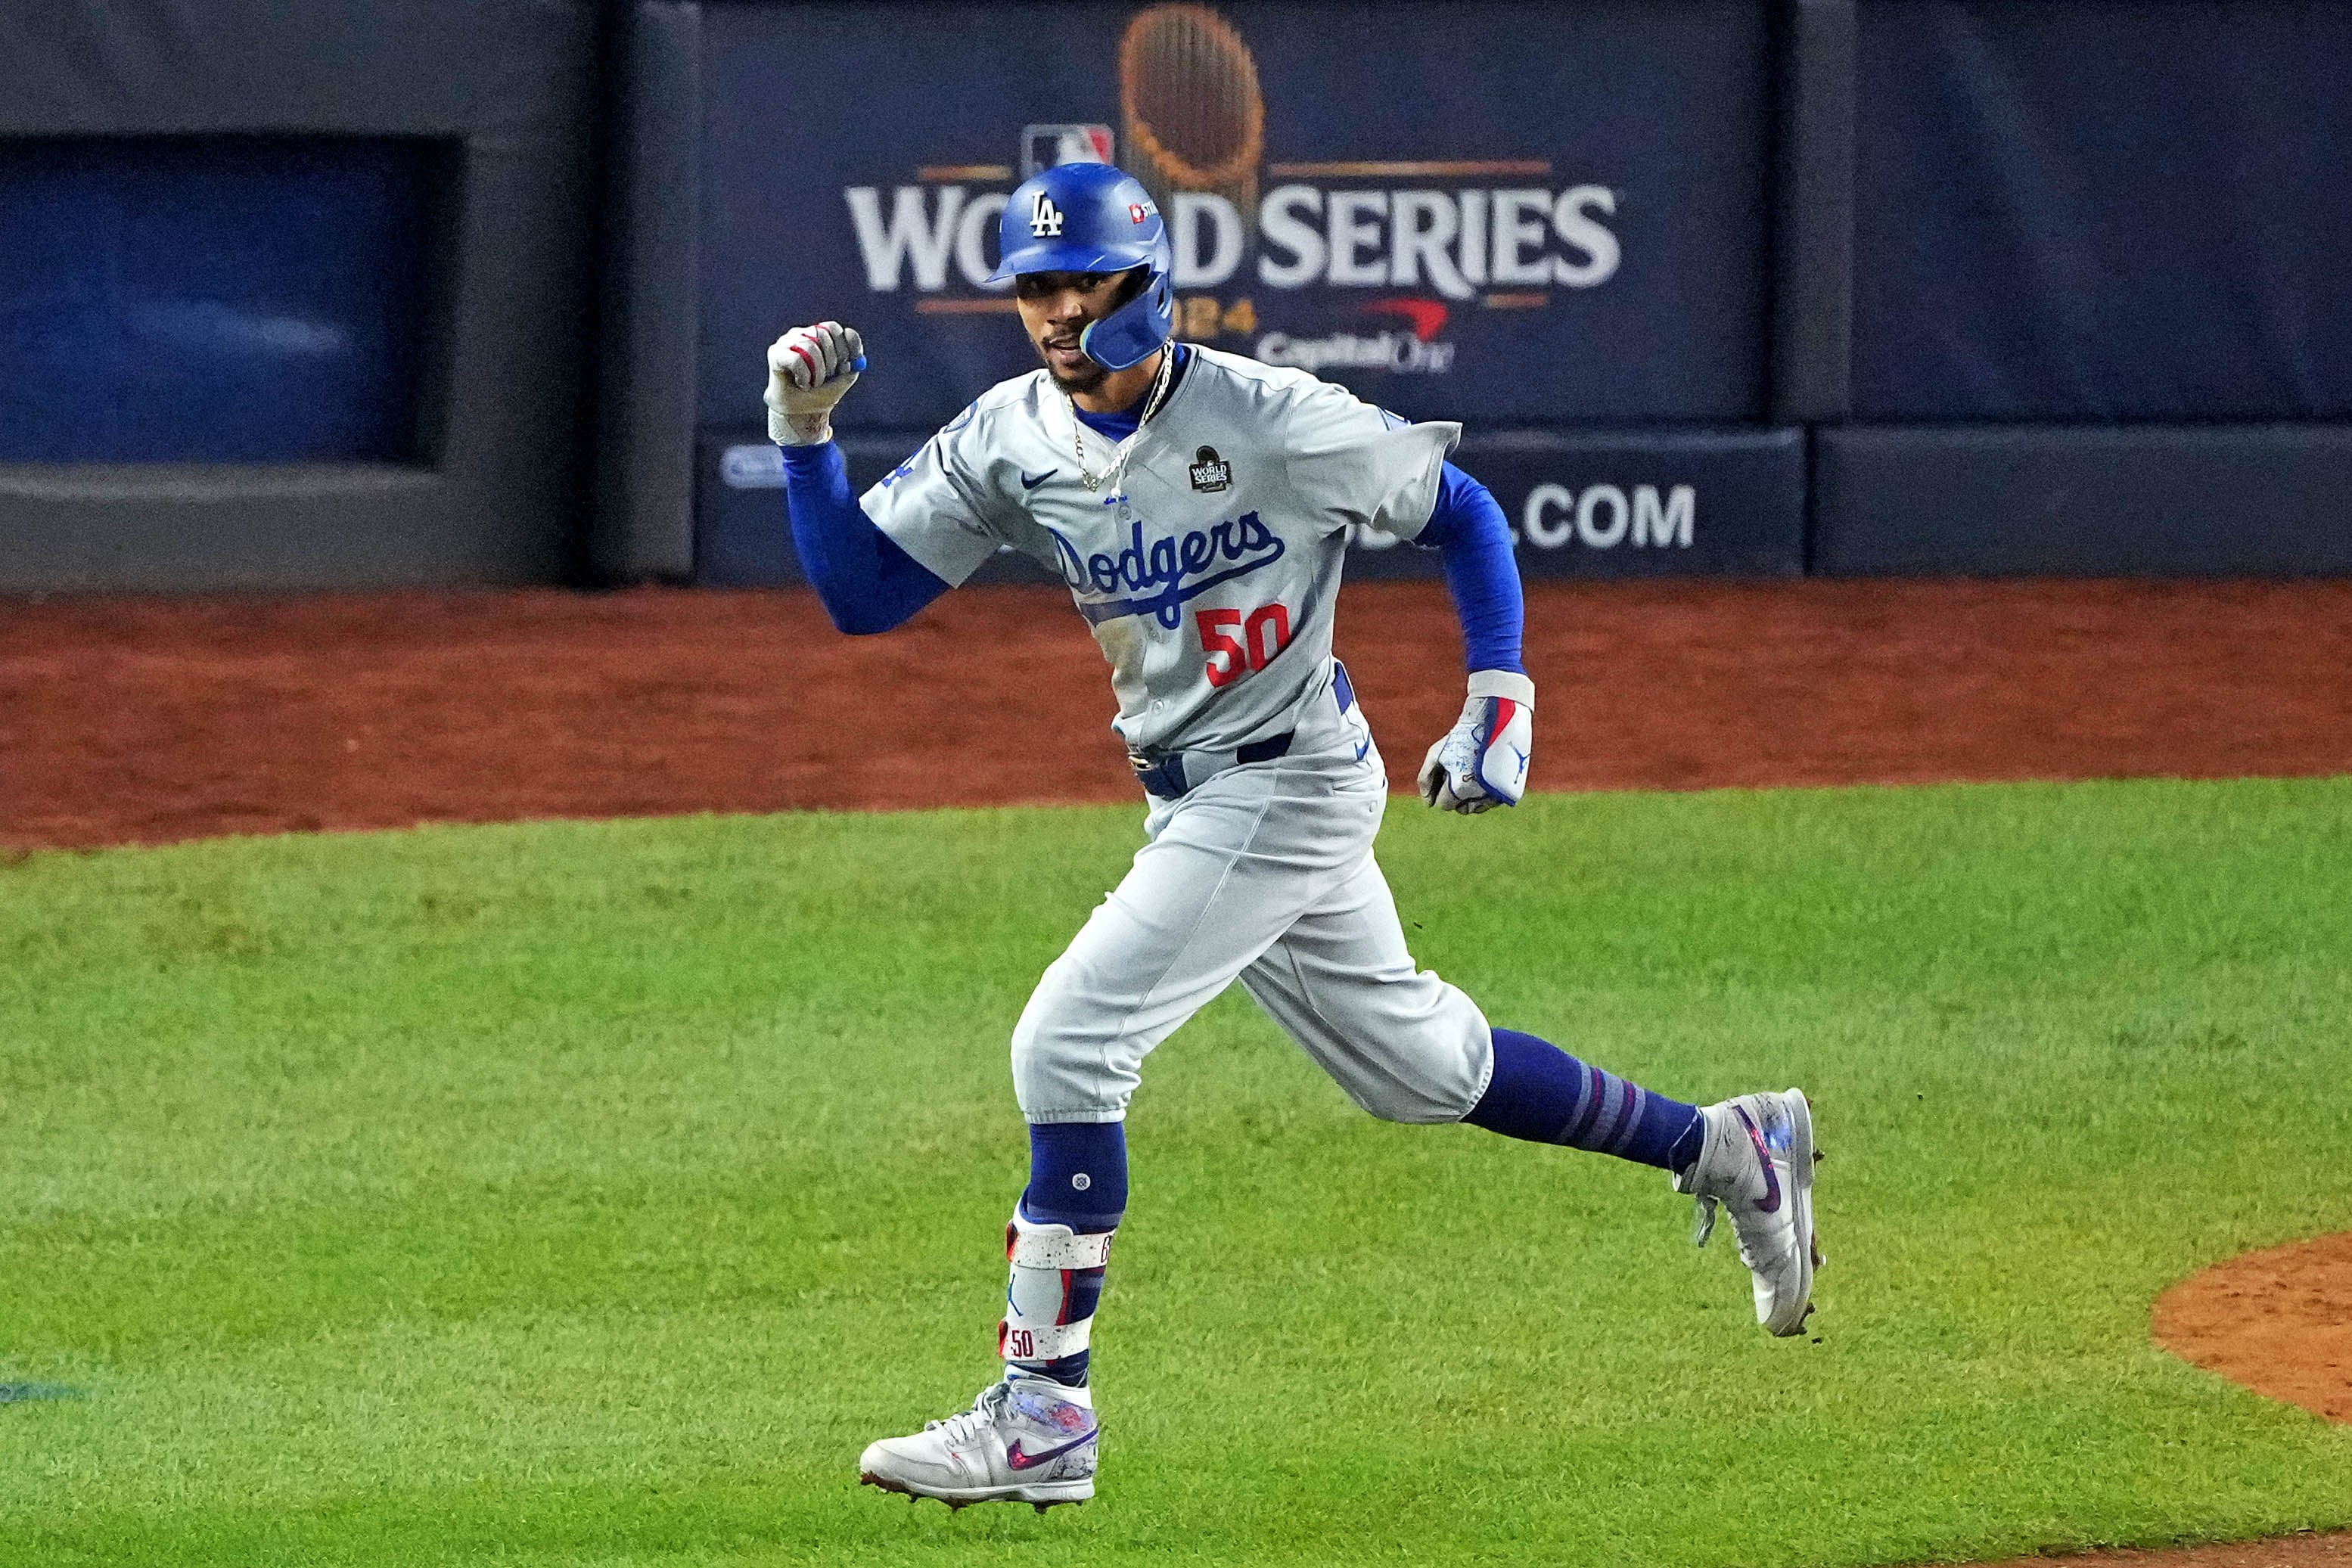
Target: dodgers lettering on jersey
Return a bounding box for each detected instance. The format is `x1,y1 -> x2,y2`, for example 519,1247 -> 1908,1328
862,346 -> 1458,754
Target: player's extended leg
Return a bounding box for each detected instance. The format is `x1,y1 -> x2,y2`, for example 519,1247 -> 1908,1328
1238,847 -> 1820,1335
1464,1029 -> 1820,1334
860,757 -> 1382,1507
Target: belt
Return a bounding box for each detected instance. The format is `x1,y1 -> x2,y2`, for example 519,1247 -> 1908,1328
1130,731 -> 1294,800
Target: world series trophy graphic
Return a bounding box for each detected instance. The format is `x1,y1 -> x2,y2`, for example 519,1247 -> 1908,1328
1118,4 -> 1263,236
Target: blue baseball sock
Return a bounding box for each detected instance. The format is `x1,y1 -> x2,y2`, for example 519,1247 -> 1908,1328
1006,1121 -> 1127,1387
1465,1028 -> 1704,1173
1022,1121 -> 1127,1229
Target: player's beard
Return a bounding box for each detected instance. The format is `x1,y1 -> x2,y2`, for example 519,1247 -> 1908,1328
1036,334 -> 1110,396
1033,269 -> 1144,396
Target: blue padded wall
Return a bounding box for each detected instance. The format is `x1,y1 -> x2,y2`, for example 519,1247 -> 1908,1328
1852,1 -> 2352,421
1814,424 -> 2352,576
0,135 -> 449,464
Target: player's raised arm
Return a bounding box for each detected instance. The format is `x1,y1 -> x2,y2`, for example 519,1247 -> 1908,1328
1413,461 -> 1535,814
763,321 -> 949,635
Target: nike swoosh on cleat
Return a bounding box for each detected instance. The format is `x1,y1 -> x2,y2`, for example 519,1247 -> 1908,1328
1005,1430 -> 1096,1470
1021,469 -> 1058,491
1733,1105 -> 1783,1213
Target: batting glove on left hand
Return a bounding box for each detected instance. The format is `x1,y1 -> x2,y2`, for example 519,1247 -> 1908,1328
764,321 -> 865,446
1418,670 -> 1535,814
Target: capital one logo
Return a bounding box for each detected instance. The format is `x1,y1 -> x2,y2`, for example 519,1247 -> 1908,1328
1030,192 -> 1065,238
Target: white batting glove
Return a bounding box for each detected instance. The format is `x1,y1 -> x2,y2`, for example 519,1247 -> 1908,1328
1418,670 -> 1535,814
764,321 -> 865,445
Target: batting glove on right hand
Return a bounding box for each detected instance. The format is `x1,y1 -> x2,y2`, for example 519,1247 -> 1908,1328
1418,669 -> 1535,813
764,321 -> 865,446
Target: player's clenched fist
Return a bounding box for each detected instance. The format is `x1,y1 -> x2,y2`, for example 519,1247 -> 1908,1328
1418,670 -> 1535,813
764,321 -> 865,446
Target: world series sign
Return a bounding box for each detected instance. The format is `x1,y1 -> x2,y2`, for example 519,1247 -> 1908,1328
696,0 -> 1775,432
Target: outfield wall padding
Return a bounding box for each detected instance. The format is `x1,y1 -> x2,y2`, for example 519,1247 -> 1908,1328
1813,426 -> 2352,577
594,0 -> 704,585
592,0 -> 2352,586
694,425 -> 1804,588
0,0 -> 601,591
1769,0 -> 1856,426
4,1 -> 2347,588
1850,1 -> 2352,422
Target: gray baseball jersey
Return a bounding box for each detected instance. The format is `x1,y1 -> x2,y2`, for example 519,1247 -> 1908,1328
862,345 -> 1459,755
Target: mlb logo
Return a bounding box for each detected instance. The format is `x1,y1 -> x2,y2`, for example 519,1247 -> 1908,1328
1021,124 -> 1114,175
1129,203 -> 1148,224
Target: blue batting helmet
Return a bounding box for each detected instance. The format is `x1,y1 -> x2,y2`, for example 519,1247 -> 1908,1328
988,162 -> 1175,372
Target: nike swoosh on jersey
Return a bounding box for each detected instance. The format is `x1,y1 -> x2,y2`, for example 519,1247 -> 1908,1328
1004,1429 -> 1097,1470
1021,468 -> 1058,491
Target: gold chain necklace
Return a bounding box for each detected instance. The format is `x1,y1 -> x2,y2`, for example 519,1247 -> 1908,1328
1067,344 -> 1178,491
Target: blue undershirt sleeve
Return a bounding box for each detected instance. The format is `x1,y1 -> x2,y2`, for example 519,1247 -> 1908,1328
779,441 -> 951,635
1416,461 -> 1526,675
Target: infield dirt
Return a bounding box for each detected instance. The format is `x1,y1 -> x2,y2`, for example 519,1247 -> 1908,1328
2158,1234 -> 2352,1427
2,576 -> 2348,1563
1968,1536 -> 2352,1568
4,578 -> 2349,849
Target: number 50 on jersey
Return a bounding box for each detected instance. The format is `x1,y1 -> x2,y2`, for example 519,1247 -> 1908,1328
1198,602 -> 1292,688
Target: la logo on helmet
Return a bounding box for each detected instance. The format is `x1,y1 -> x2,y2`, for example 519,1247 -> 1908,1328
1030,192 -> 1065,238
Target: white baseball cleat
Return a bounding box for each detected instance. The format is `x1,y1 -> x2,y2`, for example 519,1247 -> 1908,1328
858,1374 -> 1098,1511
1672,1088 -> 1822,1336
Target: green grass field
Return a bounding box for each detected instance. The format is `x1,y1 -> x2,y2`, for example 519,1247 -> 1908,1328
5,778 -> 2350,1566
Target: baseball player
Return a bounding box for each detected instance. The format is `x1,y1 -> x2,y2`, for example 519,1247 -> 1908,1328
766,162 -> 1820,1513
